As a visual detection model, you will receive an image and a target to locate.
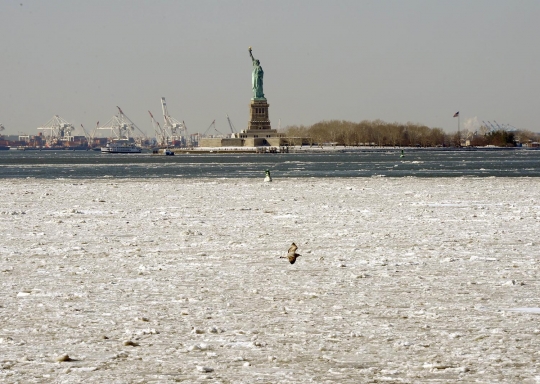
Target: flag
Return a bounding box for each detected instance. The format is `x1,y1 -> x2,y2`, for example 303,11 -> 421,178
453,111 -> 459,117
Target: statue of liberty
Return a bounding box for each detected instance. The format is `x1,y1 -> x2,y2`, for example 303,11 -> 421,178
249,47 -> 264,99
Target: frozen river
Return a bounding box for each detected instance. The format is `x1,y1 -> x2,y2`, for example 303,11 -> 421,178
1,177 -> 539,383
1,148 -> 540,178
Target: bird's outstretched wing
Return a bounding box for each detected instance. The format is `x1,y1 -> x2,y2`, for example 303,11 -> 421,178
288,242 -> 298,254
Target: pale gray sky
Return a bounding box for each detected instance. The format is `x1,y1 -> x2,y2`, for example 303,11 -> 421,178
1,0 -> 539,136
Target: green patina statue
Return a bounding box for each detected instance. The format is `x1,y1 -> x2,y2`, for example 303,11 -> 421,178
249,47 -> 265,99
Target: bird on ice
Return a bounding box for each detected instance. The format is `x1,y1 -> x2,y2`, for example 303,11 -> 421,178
280,242 -> 301,264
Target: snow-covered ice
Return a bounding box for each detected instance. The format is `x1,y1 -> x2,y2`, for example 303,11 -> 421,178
1,177 -> 539,383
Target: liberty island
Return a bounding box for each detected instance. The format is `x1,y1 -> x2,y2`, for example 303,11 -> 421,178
199,47 -> 308,149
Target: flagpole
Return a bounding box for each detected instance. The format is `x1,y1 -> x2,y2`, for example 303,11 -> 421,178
458,114 -> 460,147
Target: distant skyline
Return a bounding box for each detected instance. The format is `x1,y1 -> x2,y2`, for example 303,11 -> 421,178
1,0 -> 539,136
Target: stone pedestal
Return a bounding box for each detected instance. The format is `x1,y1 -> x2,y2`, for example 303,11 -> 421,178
200,96 -> 297,148
234,98 -> 282,145
248,98 -> 272,131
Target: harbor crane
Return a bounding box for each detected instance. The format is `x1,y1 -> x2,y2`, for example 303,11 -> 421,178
37,115 -> 75,145
149,111 -> 167,146
80,124 -> 97,146
161,97 -> 187,145
0,124 -> 4,137
226,114 -> 236,134
182,120 -> 193,146
482,121 -> 498,132
203,120 -> 216,136
80,124 -> 88,140
494,121 -> 518,132
117,107 -> 148,140
482,120 -> 518,133
214,126 -> 226,136
96,107 -> 147,141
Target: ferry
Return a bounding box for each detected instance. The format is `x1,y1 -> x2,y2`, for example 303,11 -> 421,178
101,141 -> 142,154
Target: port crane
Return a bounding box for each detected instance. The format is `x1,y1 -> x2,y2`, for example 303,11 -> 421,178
37,115 -> 75,146
80,124 -> 97,146
482,120 -> 518,133
226,114 -> 236,134
203,120 -> 216,136
504,124 -> 518,132
492,120 -> 517,132
161,97 -> 187,145
202,119 -> 231,138
96,106 -> 147,141
214,119 -> 227,136
214,126 -> 226,136
482,121 -> 498,132
149,111 -> 167,146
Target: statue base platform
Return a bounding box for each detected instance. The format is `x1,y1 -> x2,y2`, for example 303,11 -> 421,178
247,99 -> 271,131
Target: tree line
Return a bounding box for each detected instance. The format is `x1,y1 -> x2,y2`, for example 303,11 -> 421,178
281,119 -> 540,147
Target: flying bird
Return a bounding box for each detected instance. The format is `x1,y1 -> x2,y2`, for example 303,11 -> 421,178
280,242 -> 301,264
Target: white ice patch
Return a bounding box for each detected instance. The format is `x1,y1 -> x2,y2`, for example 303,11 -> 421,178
506,308 -> 540,314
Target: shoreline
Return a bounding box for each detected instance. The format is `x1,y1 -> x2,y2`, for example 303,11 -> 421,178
2,145 -> 538,154
157,145 -> 540,154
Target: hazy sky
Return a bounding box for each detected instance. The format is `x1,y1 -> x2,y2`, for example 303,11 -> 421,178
1,0 -> 539,137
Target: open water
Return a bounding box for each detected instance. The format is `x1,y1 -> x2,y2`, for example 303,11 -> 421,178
0,148 -> 539,179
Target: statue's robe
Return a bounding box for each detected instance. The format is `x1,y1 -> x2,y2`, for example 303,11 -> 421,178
252,63 -> 264,99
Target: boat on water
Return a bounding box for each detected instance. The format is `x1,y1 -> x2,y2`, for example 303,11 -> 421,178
101,141 -> 142,154
151,148 -> 175,156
